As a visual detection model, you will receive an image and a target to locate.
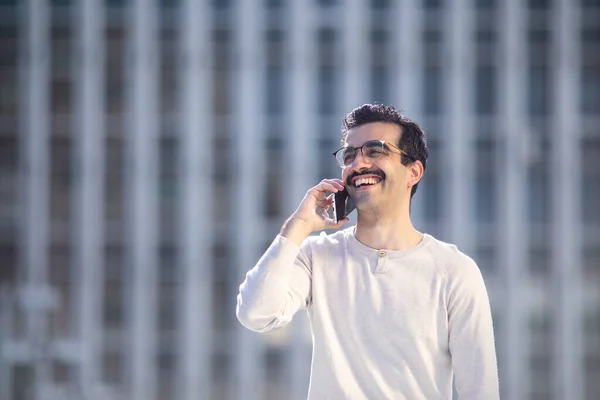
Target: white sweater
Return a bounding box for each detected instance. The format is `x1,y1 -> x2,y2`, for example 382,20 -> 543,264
236,227 -> 499,400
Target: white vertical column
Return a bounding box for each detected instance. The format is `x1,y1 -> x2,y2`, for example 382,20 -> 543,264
395,0 -> 424,223
498,1 -> 528,398
20,1 -> 51,398
126,0 -> 159,399
72,0 -> 105,395
395,0 -> 421,117
288,2 -> 315,399
552,0 -> 583,398
234,1 -> 266,399
445,0 -> 473,250
177,0 -> 212,399
341,0 -> 368,111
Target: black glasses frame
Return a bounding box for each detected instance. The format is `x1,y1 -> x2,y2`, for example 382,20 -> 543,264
332,140 -> 412,167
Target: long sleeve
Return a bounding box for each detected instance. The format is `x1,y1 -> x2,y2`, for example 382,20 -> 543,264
236,235 -> 313,333
447,258 -> 500,400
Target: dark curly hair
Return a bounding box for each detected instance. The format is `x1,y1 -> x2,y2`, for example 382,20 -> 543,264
341,104 -> 429,198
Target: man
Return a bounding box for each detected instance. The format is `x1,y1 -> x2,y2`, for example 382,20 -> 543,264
236,104 -> 499,399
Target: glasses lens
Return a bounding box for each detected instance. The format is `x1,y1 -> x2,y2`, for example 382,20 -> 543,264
363,141 -> 387,159
340,147 -> 356,166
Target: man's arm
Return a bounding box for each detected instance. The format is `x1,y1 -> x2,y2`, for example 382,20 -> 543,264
236,233 -> 313,332
447,258 -> 500,400
236,179 -> 348,333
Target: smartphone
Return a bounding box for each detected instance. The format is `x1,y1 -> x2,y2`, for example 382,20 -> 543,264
332,188 -> 356,223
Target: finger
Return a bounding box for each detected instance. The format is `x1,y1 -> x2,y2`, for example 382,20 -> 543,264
322,179 -> 345,191
329,178 -> 346,188
312,181 -> 340,194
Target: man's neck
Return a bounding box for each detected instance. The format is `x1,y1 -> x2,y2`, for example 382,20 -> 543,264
354,203 -> 423,251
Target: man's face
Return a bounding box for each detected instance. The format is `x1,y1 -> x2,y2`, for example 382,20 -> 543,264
341,122 -> 409,210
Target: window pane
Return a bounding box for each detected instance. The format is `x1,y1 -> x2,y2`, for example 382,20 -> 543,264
423,67 -> 443,116
266,67 -> 285,115
475,66 -> 496,115
529,67 -> 550,116
371,66 -> 389,105
581,137 -> 600,225
582,67 -> 600,114
317,66 -> 337,115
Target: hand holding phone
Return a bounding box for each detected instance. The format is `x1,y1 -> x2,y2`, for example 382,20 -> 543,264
332,188 -> 356,224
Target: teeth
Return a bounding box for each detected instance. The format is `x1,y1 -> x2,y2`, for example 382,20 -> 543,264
354,177 -> 380,187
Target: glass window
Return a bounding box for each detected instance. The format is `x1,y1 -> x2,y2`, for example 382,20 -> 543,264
582,137 -> 600,225
158,248 -> 177,331
424,0 -> 442,8
583,246 -> 600,281
423,66 -> 443,116
582,0 -> 600,8
0,25 -> 18,115
317,66 -> 337,115
105,136 -> 125,224
528,0 -> 552,9
212,29 -> 231,115
50,137 -> 72,224
475,29 -> 496,44
102,352 -> 124,384
0,136 -> 18,234
317,0 -> 337,6
582,67 -> 600,114
474,245 -> 496,278
474,138 -> 496,223
211,0 -> 231,8
371,0 -> 390,8
529,247 -> 551,278
210,352 -> 230,398
317,135 -> 339,180
527,139 -> 550,223
527,172 -> 549,223
264,136 -> 283,218
584,355 -> 600,400
475,66 -> 496,115
0,245 -> 17,286
49,246 -> 72,339
11,365 -> 34,400
159,0 -> 177,7
529,66 -> 550,116
371,66 -> 389,105
51,27 -> 72,114
106,27 -> 126,114
103,245 -> 124,330
265,0 -> 284,8
265,67 -> 285,115
474,0 -> 495,8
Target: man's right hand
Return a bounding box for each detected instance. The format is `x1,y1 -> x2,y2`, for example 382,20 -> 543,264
280,179 -> 350,246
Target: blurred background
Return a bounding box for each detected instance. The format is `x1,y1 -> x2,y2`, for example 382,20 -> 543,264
0,0 -> 599,399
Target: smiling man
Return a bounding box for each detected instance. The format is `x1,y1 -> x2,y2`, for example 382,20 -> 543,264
236,104 -> 499,400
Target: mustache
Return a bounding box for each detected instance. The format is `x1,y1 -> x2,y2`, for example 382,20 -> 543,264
346,169 -> 386,186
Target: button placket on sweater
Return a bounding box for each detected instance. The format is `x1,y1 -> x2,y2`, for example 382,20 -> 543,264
375,250 -> 389,274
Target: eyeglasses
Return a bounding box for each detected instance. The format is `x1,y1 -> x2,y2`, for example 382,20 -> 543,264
332,140 -> 411,168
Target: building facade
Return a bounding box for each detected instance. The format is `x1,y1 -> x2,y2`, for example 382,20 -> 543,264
0,0 -> 599,399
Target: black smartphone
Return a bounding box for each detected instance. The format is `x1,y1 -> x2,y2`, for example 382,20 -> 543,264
332,188 -> 356,223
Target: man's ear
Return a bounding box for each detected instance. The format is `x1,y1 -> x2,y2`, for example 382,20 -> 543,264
407,160 -> 424,188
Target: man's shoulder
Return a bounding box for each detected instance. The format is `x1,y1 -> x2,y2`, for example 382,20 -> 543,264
424,234 -> 480,277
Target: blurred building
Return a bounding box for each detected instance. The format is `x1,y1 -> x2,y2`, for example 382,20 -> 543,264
0,0 -> 599,399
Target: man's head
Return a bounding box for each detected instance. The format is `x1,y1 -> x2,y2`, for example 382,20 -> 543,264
336,104 -> 428,211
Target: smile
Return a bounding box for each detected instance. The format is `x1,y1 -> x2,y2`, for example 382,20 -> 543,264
352,176 -> 383,189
